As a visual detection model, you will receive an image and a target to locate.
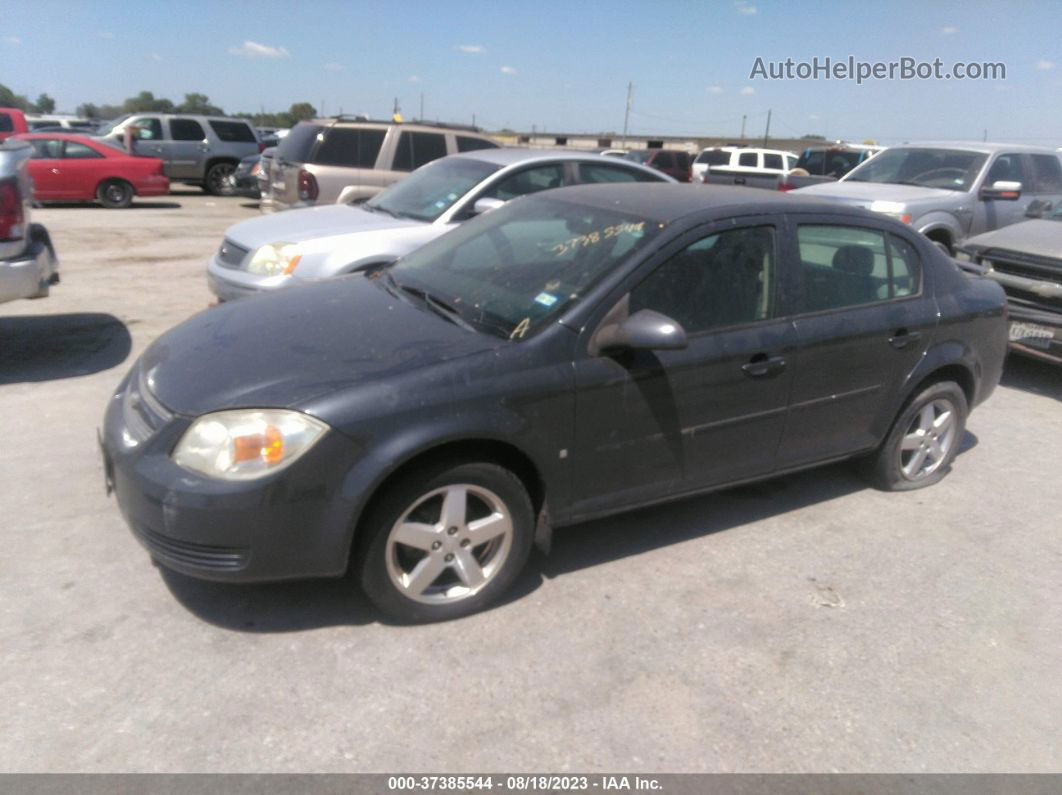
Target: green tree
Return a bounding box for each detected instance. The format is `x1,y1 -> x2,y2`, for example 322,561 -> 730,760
288,102 -> 317,122
35,93 -> 56,114
123,91 -> 174,113
76,102 -> 101,120
0,83 -> 31,110
177,92 -> 224,115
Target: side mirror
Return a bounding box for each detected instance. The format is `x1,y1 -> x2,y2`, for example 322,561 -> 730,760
1025,199 -> 1052,218
594,309 -> 688,354
980,180 -> 1022,201
472,197 -> 505,216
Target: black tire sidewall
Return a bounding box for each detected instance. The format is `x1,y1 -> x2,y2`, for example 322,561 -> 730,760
872,381 -> 968,491
359,461 -> 535,623
97,180 -> 132,209
206,163 -> 236,196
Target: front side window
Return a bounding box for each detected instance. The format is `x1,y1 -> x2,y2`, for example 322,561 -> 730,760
652,151 -> 675,169
392,131 -> 448,172
365,156 -> 499,222
797,225 -> 921,312
63,141 -> 102,159
170,118 -> 206,141
764,154 -> 784,170
29,139 -> 63,159
483,164 -> 565,201
985,153 -> 1026,186
738,152 -> 758,168
0,113 -> 14,133
695,150 -> 731,166
387,195 -> 662,339
630,226 -> 776,333
129,117 -> 163,140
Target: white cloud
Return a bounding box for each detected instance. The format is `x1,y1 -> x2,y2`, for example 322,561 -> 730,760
100,31 -> 114,39
940,26 -> 958,35
1036,59 -> 1055,71
735,2 -> 757,14
4,36 -> 21,45
229,40 -> 290,58
500,65 -> 516,75
456,44 -> 485,54
150,53 -> 163,62
808,113 -> 819,120
408,75 -> 421,83
706,85 -> 723,94
740,86 -> 755,95
323,62 -> 344,72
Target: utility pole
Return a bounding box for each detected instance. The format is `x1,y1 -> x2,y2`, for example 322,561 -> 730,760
321,100 -> 326,117
419,93 -> 424,120
473,113 -> 476,127
983,128 -> 988,142
763,109 -> 772,147
621,82 -> 633,147
740,114 -> 747,140
392,97 -> 400,121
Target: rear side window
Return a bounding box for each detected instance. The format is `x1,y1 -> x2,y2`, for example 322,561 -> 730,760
1029,155 -> 1062,193
28,120 -> 52,130
456,136 -> 498,152
764,154 -> 783,170
484,164 -> 565,201
208,120 -> 256,143
653,151 -> 674,169
797,225 -> 920,311
579,163 -> 663,183
0,114 -> 15,133
171,118 -> 206,141
29,139 -> 63,158
392,131 -> 448,172
276,123 -> 324,162
63,141 -> 102,159
313,127 -> 386,168
738,152 -> 758,168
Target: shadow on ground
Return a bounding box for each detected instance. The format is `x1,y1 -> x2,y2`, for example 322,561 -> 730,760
40,201 -> 182,210
1000,354 -> 1060,402
164,449 -> 985,633
0,312 -> 132,384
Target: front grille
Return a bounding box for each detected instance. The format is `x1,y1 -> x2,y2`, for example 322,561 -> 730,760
121,367 -> 173,444
988,250 -> 1062,281
133,524 -> 248,571
217,238 -> 249,269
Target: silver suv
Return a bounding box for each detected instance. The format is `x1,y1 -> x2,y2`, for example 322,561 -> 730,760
262,117 -> 499,213
1,139 -> 59,304
95,114 -> 261,195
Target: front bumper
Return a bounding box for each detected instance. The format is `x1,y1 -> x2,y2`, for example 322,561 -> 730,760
206,254 -> 293,301
100,368 -> 364,582
1006,303 -> 1062,365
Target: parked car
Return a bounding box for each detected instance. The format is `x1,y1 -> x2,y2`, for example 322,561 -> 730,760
15,133 -> 169,208
0,108 -> 29,143
208,148 -> 672,301
262,118 -> 500,213
25,115 -> 96,132
777,143 -> 883,191
694,146 -> 798,187
94,113 -> 261,195
102,184 -> 1007,622
1,139 -> 59,303
958,205 -> 1062,364
622,148 -> 692,181
795,143 -> 1062,252
233,153 -> 263,199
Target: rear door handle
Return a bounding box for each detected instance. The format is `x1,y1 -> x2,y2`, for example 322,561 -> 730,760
742,353 -> 787,378
734,176 -> 746,185
888,329 -> 922,350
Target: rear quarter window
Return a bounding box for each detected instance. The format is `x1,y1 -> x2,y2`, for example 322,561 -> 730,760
208,120 -> 257,143
456,136 -> 498,153
275,123 -> 324,162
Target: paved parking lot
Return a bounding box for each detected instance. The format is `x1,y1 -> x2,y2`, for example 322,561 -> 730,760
1,192 -> 1060,773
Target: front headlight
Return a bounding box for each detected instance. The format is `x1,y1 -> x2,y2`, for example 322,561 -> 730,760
172,409 -> 329,480
246,241 -> 302,276
869,201 -> 912,224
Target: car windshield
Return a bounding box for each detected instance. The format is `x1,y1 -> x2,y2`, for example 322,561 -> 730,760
365,157 -> 500,222
386,194 -> 663,340
93,116 -> 130,137
844,147 -> 988,191
624,151 -> 652,164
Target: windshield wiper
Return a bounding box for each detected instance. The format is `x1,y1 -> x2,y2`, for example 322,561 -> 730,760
396,283 -> 477,332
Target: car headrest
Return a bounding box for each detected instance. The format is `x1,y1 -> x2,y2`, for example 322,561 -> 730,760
832,245 -> 875,275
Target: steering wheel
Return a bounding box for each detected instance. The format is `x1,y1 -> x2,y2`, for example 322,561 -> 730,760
912,167 -> 967,185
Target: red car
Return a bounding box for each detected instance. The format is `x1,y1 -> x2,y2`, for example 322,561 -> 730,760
13,133 -> 169,208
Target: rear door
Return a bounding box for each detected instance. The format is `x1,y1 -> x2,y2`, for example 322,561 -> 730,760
309,126 -> 388,202
167,118 -> 209,179
380,130 -> 449,187
776,217 -> 936,467
59,140 -> 107,199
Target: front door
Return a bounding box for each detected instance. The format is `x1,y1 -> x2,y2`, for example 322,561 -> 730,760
570,218 -> 796,518
26,138 -> 67,199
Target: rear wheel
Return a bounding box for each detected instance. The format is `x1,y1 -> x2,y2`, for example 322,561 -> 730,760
204,162 -> 237,196
96,179 -> 133,209
359,462 -> 534,623
866,381 -> 968,491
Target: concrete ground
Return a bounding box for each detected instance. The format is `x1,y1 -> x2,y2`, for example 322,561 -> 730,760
0,192 -> 1059,773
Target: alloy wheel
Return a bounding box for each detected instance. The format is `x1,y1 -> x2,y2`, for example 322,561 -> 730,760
899,398 -> 958,480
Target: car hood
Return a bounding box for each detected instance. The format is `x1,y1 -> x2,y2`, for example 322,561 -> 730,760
225,203 -> 423,248
963,219 -> 1062,262
139,275 -> 502,417
793,181 -> 958,206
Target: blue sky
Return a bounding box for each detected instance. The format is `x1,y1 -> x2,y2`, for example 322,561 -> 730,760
3,0 -> 1060,144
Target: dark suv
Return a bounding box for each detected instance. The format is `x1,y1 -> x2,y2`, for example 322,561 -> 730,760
95,114 -> 261,195
262,118 -> 499,212
623,149 -> 693,182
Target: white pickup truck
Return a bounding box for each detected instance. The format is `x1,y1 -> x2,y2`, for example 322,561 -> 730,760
1,139 -> 59,304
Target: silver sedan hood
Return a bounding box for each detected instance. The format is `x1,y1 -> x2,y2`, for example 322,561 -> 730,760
226,203 -> 422,248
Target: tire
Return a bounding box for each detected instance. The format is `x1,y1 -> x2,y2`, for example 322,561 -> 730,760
866,381 -> 968,491
96,179 -> 133,209
204,162 -> 237,196
359,461 -> 535,623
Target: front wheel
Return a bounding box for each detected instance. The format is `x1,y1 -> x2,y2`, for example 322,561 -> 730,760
204,162 -> 237,196
96,179 -> 133,209
359,462 -> 535,623
866,381 -> 968,491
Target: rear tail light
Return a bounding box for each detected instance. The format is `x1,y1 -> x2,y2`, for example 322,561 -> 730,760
0,178 -> 25,242
258,143 -> 267,154
777,179 -> 794,192
297,169 -> 318,202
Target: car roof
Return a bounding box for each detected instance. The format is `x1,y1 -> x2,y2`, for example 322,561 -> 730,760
888,141 -> 1061,155
534,183 -> 857,222
459,147 -> 660,166
16,132 -> 99,142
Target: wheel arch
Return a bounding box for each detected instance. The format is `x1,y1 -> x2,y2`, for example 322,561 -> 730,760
95,176 -> 136,196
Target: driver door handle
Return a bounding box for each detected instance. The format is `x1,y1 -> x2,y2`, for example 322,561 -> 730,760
742,353 -> 786,378
889,329 -> 922,350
